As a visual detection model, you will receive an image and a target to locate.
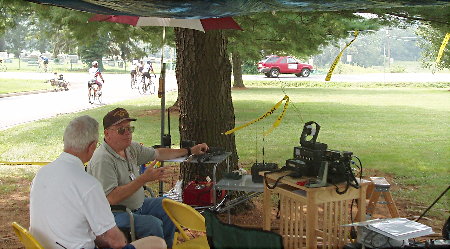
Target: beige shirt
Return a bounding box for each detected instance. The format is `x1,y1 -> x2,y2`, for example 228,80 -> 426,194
87,141 -> 156,210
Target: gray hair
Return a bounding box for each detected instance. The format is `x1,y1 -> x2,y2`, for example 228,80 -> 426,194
63,115 -> 99,152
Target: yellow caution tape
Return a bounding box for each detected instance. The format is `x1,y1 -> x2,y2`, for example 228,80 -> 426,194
224,95 -> 289,136
325,30 -> 359,81
435,33 -> 450,64
0,161 -> 50,166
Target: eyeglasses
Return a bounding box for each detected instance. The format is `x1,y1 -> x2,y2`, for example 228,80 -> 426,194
110,126 -> 135,135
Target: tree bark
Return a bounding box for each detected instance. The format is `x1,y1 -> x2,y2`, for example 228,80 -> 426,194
231,52 -> 245,88
175,28 -> 238,187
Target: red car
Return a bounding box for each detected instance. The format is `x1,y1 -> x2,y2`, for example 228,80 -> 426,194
257,55 -> 314,78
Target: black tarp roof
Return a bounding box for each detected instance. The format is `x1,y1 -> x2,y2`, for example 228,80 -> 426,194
26,0 -> 450,19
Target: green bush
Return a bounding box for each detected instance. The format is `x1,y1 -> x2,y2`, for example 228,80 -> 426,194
333,63 -> 381,74
390,65 -> 406,73
242,61 -> 258,74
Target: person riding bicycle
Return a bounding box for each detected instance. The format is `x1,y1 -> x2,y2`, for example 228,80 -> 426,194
39,55 -> 49,71
88,61 -> 105,96
130,59 -> 139,80
142,61 -> 156,82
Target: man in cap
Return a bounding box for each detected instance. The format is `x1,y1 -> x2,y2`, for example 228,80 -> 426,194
30,115 -> 166,249
87,107 -> 209,248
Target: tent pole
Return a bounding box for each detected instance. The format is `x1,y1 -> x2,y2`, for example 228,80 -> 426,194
160,26 -> 166,147
158,26 -> 166,197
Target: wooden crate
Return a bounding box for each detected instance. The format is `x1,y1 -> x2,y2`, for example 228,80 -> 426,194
262,172 -> 369,249
277,187 -> 353,248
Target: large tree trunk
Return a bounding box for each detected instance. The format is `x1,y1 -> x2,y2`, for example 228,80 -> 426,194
231,52 -> 245,88
175,28 -> 238,187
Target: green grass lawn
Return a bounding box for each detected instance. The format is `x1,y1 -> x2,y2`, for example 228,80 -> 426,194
0,78 -> 54,94
0,85 -> 449,221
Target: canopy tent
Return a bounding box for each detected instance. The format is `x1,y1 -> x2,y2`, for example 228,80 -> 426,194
26,0 -> 450,20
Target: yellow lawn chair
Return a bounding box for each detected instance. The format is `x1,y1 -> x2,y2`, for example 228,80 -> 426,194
162,198 -> 209,249
11,222 -> 45,249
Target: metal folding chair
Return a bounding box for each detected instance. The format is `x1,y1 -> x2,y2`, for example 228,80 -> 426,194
11,222 -> 45,249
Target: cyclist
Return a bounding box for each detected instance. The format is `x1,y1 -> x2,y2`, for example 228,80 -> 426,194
138,60 -> 144,74
39,55 -> 49,72
130,59 -> 139,82
142,60 -> 156,83
88,61 -> 105,97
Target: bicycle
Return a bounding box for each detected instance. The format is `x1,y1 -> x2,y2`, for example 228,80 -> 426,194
88,80 -> 103,104
131,73 -> 139,89
38,62 -> 50,73
138,74 -> 156,95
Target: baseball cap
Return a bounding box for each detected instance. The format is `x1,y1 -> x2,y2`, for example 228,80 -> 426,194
92,61 -> 98,66
103,107 -> 137,129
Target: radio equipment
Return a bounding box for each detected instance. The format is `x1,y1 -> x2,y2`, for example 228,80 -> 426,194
288,121 -> 360,193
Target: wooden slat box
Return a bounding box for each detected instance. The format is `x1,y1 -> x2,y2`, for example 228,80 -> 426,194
262,172 -> 370,249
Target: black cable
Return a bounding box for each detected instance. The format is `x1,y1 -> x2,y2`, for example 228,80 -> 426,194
334,180 -> 350,195
262,127 -> 265,165
276,199 -> 281,219
349,199 -> 358,240
264,173 -> 289,190
255,121 -> 258,164
167,108 -> 170,135
350,199 -> 355,222
352,155 -> 363,182
333,160 -> 359,195
415,185 -> 450,222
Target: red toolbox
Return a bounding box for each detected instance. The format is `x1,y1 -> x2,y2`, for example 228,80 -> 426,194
182,181 -> 226,206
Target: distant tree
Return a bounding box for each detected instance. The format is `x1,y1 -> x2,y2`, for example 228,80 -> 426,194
314,28 -> 423,68
0,0 -> 32,35
417,26 -> 449,70
0,0 -> 33,54
78,35 -> 110,70
1,1 -> 169,65
3,17 -> 29,57
367,6 -> 450,69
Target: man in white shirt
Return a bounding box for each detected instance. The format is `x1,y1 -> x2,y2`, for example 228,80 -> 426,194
29,115 -> 166,249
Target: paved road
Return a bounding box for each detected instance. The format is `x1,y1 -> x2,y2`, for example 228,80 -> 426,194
243,72 -> 450,82
0,71 -> 448,130
0,72 -> 178,130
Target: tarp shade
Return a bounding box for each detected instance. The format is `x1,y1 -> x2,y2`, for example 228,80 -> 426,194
26,0 -> 450,19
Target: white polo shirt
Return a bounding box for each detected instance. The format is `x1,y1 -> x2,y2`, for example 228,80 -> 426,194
30,152 -> 116,249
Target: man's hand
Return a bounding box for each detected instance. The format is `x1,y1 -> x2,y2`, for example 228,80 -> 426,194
95,226 -> 127,249
191,143 -> 209,155
140,160 -> 166,182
